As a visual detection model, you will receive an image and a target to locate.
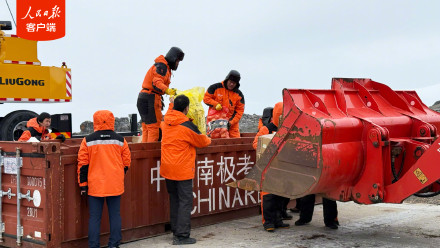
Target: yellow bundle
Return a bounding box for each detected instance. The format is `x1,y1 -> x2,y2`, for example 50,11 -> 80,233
175,87 -> 206,134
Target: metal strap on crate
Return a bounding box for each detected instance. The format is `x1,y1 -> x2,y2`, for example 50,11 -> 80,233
0,151 -> 45,158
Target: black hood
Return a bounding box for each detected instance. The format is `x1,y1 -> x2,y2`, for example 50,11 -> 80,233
262,107 -> 273,127
224,70 -> 241,90
165,47 -> 184,70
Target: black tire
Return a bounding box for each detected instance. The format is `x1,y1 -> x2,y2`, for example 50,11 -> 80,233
0,110 -> 38,141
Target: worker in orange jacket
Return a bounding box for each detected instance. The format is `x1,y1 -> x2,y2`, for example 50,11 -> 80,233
77,110 -> 131,248
18,112 -> 65,142
18,112 -> 51,141
254,102 -> 291,232
257,107 -> 273,131
253,102 -> 284,149
160,95 -> 211,245
137,47 -> 184,142
203,70 -> 245,138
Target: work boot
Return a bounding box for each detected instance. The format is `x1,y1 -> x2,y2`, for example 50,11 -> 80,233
294,219 -> 310,226
325,223 -> 339,229
173,237 -> 197,245
289,207 -> 300,213
275,222 -> 290,229
264,224 -> 275,232
282,211 -> 293,220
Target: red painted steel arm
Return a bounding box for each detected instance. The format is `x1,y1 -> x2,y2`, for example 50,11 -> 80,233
350,122 -> 390,204
384,139 -> 440,203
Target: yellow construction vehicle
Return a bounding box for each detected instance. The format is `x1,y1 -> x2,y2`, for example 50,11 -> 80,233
0,21 -> 72,140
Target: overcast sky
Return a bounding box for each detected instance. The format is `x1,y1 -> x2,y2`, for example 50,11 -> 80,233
1,1 -> 440,132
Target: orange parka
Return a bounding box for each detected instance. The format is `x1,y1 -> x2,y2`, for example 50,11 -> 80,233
253,102 -> 283,150
77,110 -> 131,197
140,55 -> 172,95
257,118 -> 263,130
160,109 -> 211,180
203,81 -> 245,126
18,117 -> 50,142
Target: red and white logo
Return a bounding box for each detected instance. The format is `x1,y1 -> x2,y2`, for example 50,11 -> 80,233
16,0 -> 65,41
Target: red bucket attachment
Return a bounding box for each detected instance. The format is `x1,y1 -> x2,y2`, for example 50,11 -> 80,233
236,78 -> 440,204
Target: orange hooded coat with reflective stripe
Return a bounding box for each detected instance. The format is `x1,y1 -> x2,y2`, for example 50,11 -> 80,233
18,117 -> 50,141
141,55 -> 171,95
160,109 -> 211,180
253,102 -> 283,150
77,110 -> 131,197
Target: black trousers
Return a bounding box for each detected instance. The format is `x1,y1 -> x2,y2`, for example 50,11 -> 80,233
262,194 -> 284,227
295,197 -> 302,210
281,196 -> 290,214
137,92 -> 157,124
298,194 -> 338,225
165,179 -> 193,238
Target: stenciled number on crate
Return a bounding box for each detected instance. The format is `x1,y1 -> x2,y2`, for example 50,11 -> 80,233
27,207 -> 38,218
150,154 -> 259,215
26,176 -> 45,189
11,175 -> 17,184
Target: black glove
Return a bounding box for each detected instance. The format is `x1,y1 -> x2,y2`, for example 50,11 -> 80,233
80,186 -> 88,196
124,166 -> 128,174
55,134 -> 66,142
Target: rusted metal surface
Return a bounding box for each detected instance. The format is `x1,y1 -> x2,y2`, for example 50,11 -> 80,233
238,78 -> 440,205
0,142 -> 62,248
0,134 -> 258,247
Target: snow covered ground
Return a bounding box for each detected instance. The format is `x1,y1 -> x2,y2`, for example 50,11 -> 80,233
120,200 -> 440,248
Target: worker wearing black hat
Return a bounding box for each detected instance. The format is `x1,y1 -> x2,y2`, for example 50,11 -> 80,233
137,47 -> 185,142
203,70 -> 245,138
